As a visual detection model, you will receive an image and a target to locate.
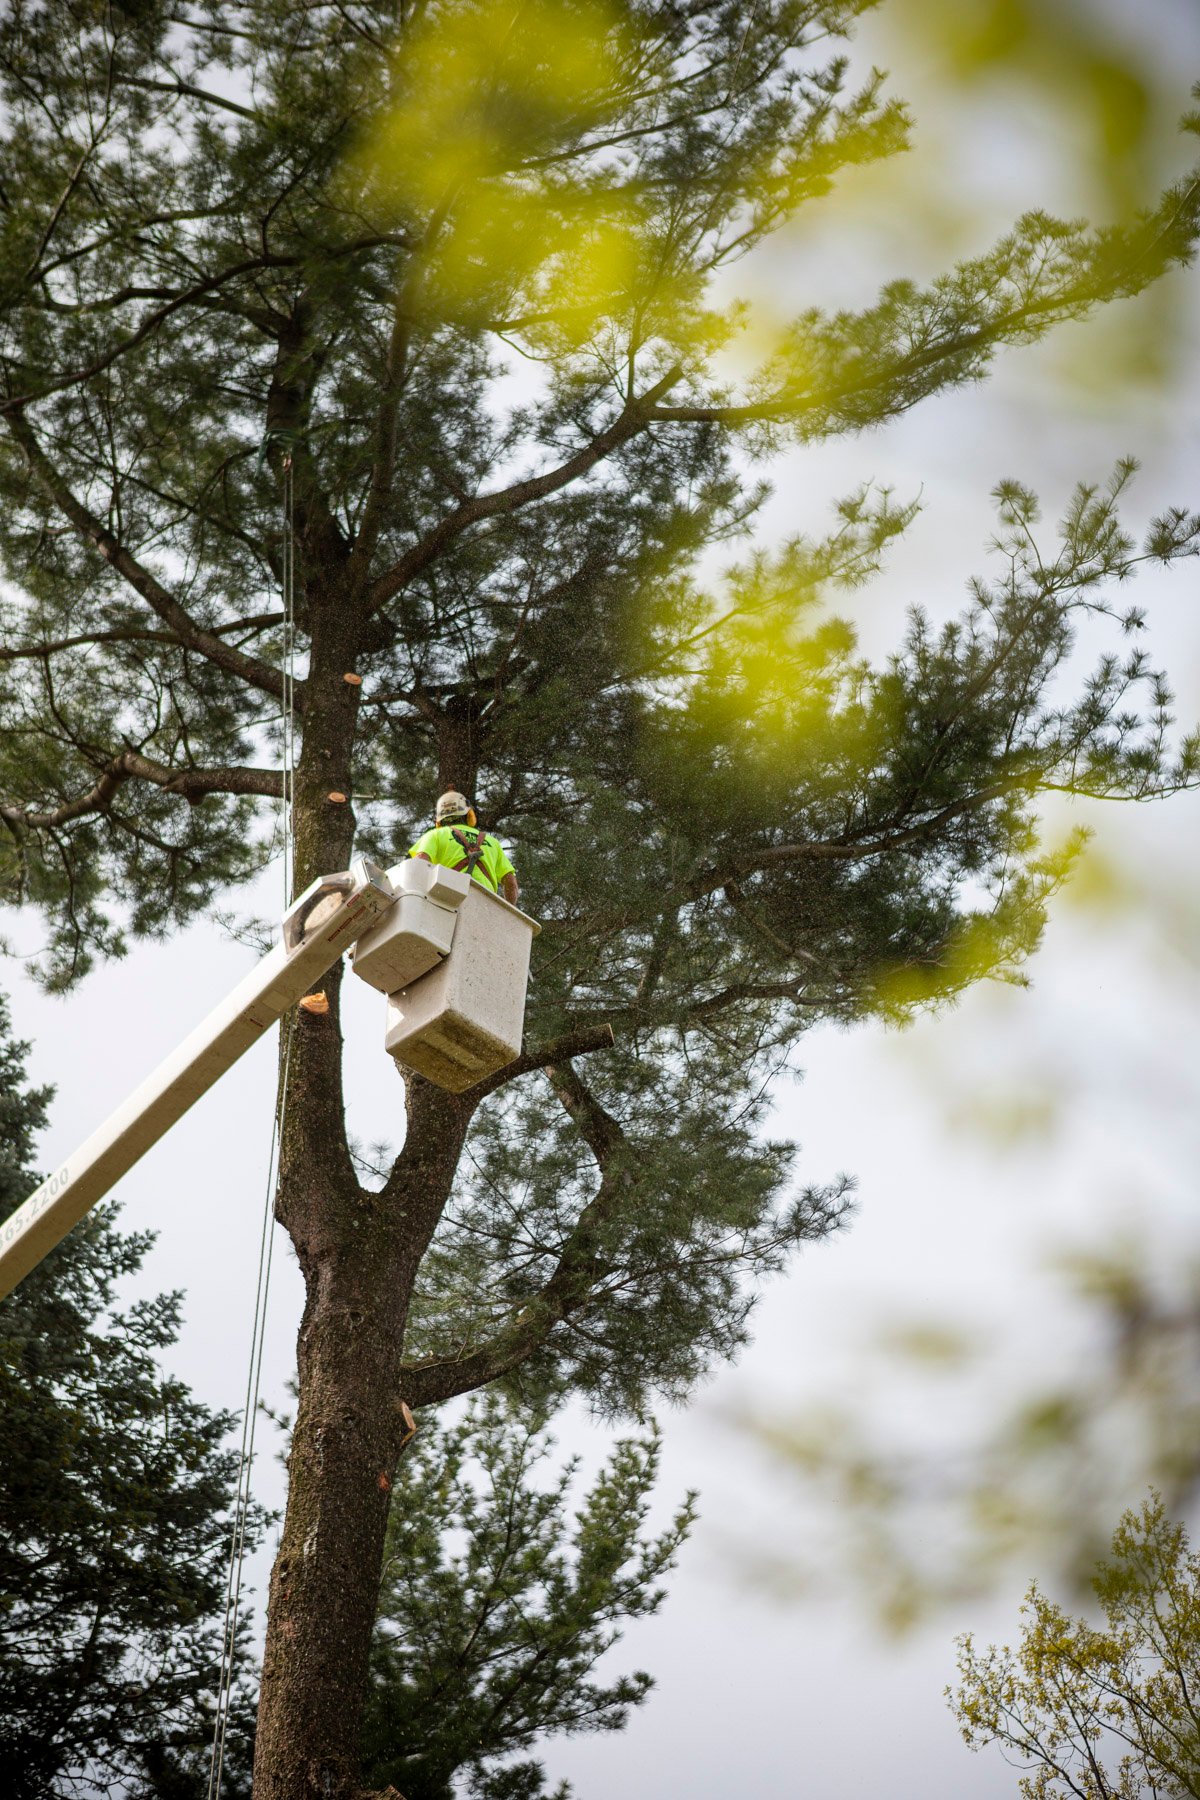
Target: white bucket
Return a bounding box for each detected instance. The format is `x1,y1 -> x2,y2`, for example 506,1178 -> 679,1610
384,883 -> 540,1091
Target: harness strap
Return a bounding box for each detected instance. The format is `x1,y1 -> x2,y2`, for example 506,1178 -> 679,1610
449,826 -> 496,889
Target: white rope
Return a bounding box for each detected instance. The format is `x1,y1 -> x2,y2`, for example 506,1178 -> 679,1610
207,454 -> 300,1798
206,1023 -> 293,1797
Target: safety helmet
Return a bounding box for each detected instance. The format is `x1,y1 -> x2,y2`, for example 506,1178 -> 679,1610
435,789 -> 471,823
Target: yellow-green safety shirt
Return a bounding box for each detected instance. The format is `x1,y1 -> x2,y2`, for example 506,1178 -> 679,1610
408,824 -> 515,894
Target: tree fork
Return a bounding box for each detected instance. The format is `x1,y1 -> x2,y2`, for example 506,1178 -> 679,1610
254,1085 -> 478,1800
254,589 -> 480,1799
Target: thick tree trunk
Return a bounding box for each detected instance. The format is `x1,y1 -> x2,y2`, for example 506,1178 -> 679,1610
252,587 -> 478,1799
253,1209 -> 412,1800
252,1080 -> 476,1800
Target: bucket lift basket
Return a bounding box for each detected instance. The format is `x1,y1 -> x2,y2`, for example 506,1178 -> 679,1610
351,858 -> 541,1092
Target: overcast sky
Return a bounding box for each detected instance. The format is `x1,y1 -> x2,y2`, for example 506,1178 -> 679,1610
5,4 -> 1200,1796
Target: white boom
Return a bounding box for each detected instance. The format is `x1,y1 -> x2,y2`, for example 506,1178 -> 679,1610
0,858 -> 395,1303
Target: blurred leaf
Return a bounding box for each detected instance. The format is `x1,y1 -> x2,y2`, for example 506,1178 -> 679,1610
737,1235 -> 1200,1630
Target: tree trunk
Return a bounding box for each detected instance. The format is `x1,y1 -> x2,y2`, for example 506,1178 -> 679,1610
252,589 -> 478,1799
252,1209 -> 412,1800
252,1080 -> 476,1800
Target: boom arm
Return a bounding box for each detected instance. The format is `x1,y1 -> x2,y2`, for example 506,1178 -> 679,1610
0,860 -> 395,1302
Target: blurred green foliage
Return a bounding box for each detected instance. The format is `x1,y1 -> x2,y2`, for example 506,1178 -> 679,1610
894,0 -> 1171,212
742,1232 -> 1200,1633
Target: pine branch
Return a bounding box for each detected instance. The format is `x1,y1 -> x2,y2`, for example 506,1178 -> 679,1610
26,202 -> 244,285
113,73 -> 259,121
120,753 -> 284,802
2,258 -> 301,408
463,1024 -> 616,1102
678,776 -> 1043,905
649,194 -> 1200,433
351,201 -> 458,581
684,975 -> 826,1020
400,1063 -> 634,1409
365,366 -> 684,610
4,234 -> 409,407
4,408 -> 293,707
533,777 -> 1042,955
0,752 -> 282,830
0,615 -> 284,662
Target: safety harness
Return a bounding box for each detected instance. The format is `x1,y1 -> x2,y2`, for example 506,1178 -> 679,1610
449,825 -> 496,890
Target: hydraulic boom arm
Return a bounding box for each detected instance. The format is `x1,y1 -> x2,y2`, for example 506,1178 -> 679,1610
0,860 -> 395,1302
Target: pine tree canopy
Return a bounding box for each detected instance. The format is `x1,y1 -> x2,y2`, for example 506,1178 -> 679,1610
0,3 -> 1198,1415
0,8 -> 1199,1785
0,993 -> 259,1799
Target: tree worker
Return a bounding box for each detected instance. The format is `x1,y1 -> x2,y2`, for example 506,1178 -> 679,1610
409,790 -> 520,905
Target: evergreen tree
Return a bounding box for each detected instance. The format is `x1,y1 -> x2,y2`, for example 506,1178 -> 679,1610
362,1396 -> 693,1800
0,5 -> 1198,1793
0,993 -> 258,1799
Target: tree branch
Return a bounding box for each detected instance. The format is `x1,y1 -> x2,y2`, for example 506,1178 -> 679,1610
0,614 -> 285,663
120,752 -> 284,802
400,1062 -> 632,1409
462,1023 -> 616,1102
677,775 -> 1040,908
351,204 -> 456,581
646,263 -> 1187,434
114,73 -> 259,121
2,256 -> 306,408
366,366 -> 683,611
4,408 -> 293,707
0,752 -> 282,831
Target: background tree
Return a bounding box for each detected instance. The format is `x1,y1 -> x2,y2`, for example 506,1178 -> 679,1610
950,1493 -> 1200,1798
0,992 -> 259,1800
0,4 -> 1199,1796
361,1395 -> 693,1800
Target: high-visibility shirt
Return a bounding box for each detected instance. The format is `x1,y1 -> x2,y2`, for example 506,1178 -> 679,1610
408,824 -> 515,894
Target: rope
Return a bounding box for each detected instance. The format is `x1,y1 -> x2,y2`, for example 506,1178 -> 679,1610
206,453 -> 300,1798
206,1021 -> 293,1798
